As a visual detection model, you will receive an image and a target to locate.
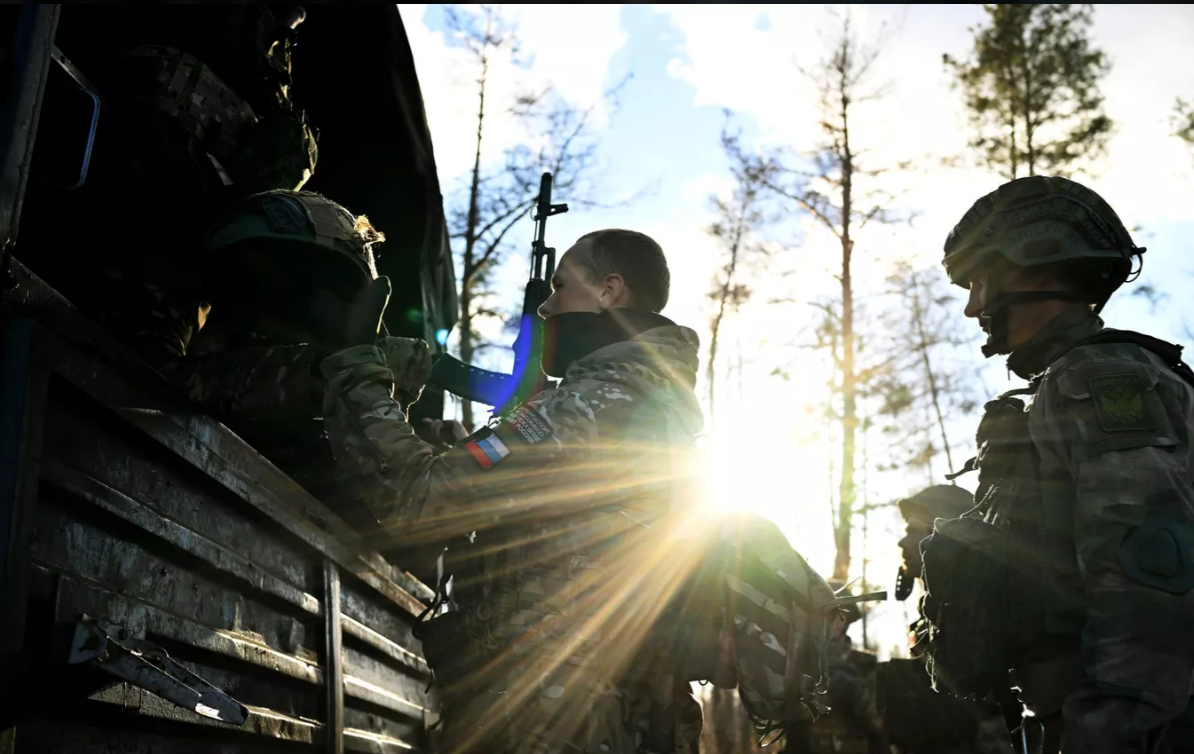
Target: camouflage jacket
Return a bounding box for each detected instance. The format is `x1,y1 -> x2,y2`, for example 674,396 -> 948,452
318,324 -> 706,753
875,658 -> 1012,754
164,343 -> 318,421
987,308 -> 1194,753
164,336 -> 417,426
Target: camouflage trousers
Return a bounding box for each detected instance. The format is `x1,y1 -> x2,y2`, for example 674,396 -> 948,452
434,676 -> 702,754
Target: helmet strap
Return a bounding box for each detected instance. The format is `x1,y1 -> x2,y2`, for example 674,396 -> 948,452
979,290 -> 1090,358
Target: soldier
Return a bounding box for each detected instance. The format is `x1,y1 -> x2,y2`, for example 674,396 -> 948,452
895,485 -> 975,606
183,189 -> 387,414
180,189 -> 443,509
916,176 -> 1194,754
793,582 -> 885,754
21,5 -> 317,373
313,228 -> 789,753
313,229 -> 706,752
890,486 -> 1016,754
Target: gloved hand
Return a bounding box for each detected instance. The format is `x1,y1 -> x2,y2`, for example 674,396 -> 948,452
378,336 -> 432,408
308,276 -> 392,353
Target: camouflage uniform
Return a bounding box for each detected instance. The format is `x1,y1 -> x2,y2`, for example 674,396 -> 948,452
318,317 -> 707,753
24,7 -> 318,395
893,486 -> 1016,754
919,176 -> 1194,754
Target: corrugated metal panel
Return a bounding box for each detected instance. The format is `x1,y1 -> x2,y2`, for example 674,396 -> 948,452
0,282 -> 440,752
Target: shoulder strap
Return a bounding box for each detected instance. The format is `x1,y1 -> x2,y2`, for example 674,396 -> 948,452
946,385 -> 1037,483
1067,329 -> 1194,389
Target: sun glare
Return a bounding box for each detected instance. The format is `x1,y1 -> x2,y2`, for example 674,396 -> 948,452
697,404 -> 837,576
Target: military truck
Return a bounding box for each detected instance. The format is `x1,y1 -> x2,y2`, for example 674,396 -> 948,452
0,5 -> 456,753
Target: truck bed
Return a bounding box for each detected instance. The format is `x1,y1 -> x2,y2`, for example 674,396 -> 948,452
1,257 -> 440,753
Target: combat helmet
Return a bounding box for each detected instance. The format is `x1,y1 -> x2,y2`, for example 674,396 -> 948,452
204,189 -> 382,276
199,190 -> 386,335
897,485 -> 974,527
894,485 -> 975,601
942,176 -> 1146,356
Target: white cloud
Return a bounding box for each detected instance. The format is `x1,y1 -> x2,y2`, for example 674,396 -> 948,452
397,4 -> 626,185
658,4 -> 1194,238
405,4 -> 1194,600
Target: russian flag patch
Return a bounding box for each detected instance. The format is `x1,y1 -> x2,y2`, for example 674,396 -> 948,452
463,429 -> 511,470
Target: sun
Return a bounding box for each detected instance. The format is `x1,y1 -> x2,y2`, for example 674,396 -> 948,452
695,404 -> 837,576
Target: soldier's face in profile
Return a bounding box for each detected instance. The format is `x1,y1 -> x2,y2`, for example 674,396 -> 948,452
963,259 -> 1073,350
538,241 -> 606,318
897,519 -> 932,575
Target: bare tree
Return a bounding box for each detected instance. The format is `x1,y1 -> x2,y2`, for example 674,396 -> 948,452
704,127 -> 772,427
873,261 -> 981,481
726,11 -> 908,581
445,5 -> 626,428
447,4 -> 515,430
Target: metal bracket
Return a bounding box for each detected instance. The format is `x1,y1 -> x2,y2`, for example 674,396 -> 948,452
32,45 -> 100,191
66,615 -> 248,726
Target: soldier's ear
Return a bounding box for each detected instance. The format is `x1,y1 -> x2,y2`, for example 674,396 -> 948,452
600,272 -> 629,309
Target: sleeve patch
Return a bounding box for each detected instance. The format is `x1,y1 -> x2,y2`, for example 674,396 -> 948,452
1089,373 -> 1157,433
1117,512 -> 1194,595
462,428 -> 511,470
503,404 -> 553,445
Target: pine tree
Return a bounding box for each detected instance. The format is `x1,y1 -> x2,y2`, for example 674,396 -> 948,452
944,4 -> 1113,180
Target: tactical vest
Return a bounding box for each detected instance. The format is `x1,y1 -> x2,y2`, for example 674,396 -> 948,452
920,329 -> 1194,698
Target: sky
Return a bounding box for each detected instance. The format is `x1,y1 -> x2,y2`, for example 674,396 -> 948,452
397,3 -> 1194,658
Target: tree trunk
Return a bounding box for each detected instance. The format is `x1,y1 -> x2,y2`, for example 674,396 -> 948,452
1006,62 -> 1020,180
1022,54 -> 1036,176
459,53 -> 489,431
707,210 -> 746,428
912,273 -> 956,477
707,297 -> 724,427
834,61 -> 857,583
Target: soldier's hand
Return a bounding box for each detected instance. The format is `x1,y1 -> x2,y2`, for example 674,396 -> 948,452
419,418 -> 468,447
379,336 -> 432,407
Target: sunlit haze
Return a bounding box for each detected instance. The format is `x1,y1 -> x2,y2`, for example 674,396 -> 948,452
398,3 -> 1194,658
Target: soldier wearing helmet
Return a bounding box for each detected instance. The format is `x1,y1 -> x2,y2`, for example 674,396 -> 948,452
895,485 -> 975,602
889,485 -> 1017,754
20,6 -> 318,373
304,223 -> 862,752
916,176 -> 1194,754
171,189 -> 436,499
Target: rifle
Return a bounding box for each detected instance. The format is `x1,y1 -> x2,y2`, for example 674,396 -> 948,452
428,172 -> 569,416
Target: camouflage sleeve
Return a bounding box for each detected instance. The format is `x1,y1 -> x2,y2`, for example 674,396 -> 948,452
316,344 -> 615,549
159,337 -> 428,424
161,344 -> 321,422
1033,348 -> 1194,753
